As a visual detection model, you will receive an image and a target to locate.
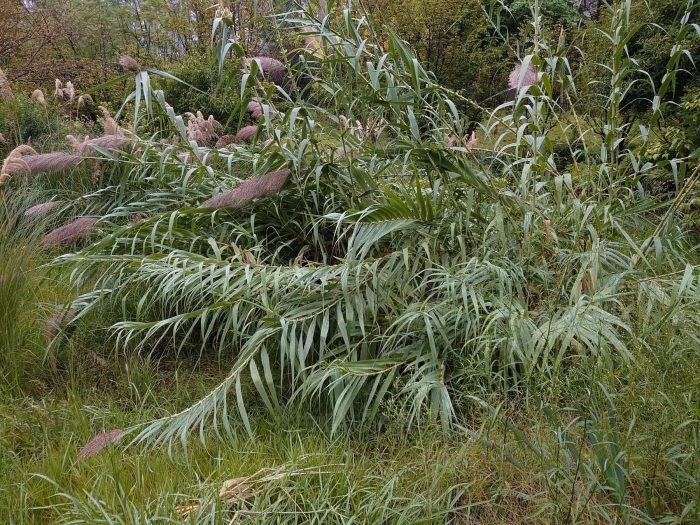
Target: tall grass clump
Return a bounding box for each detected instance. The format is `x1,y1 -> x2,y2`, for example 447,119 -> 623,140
0,191 -> 51,391
29,0 -> 699,450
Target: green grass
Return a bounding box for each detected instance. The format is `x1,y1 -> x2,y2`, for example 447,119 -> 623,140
1,270 -> 697,523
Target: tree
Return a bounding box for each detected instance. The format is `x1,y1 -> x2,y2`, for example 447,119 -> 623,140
365,0 -> 508,107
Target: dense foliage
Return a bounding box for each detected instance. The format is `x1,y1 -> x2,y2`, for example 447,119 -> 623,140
1,1 -> 699,523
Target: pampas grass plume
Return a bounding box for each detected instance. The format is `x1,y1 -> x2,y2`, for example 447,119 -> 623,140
508,62 -> 536,92
43,307 -> 77,344
1,145 -> 38,185
247,56 -> 287,85
464,131 -> 477,149
119,55 -> 141,72
24,200 -> 62,218
203,168 -> 291,209
77,94 -> 93,107
31,89 -> 46,106
69,134 -> 131,155
77,429 -> 124,461
24,152 -> 83,174
236,125 -> 258,142
98,106 -> 122,136
186,111 -> 222,146
247,101 -> 264,120
64,81 -> 75,101
215,135 -> 237,148
41,216 -> 99,249
0,68 -> 13,100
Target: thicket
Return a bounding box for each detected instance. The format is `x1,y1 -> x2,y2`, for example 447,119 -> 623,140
0,1 -> 699,523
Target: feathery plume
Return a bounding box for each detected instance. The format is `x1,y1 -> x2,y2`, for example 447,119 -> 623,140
98,106 -> 122,136
185,111 -> 222,146
1,145 -> 38,185
364,116 -> 384,141
77,94 -> 93,107
246,100 -> 276,120
0,68 -> 13,100
558,26 -> 566,51
69,134 -> 132,155
236,125 -> 259,142
174,148 -> 211,165
54,79 -> 77,101
215,134 -> 237,148
202,168 -> 291,209
246,56 -> 287,85
77,429 -> 124,461
333,144 -> 357,160
0,157 -> 30,183
63,81 -> 75,101
31,89 -> 46,107
443,134 -> 458,148
85,135 -> 131,153
215,0 -> 233,18
6,145 -> 37,157
23,152 -> 83,174
0,133 -> 5,144
354,119 -> 365,140
340,116 -> 382,141
508,61 -> 537,94
119,55 -> 141,72
24,200 -> 63,218
44,307 -> 77,344
41,216 -> 99,249
463,131 -> 477,149
67,134 -> 89,153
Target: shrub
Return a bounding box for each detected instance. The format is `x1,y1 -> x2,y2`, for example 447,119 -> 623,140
161,51 -> 243,125
0,94 -> 67,152
367,0 -> 508,110
509,0 -> 582,26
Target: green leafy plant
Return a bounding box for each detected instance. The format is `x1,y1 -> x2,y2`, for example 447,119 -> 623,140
16,0 -> 685,451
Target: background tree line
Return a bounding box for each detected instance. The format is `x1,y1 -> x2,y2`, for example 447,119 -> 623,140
2,1 -> 696,108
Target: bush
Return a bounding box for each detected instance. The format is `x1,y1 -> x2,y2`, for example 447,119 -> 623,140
0,94 -> 67,152
510,0 -> 582,26
160,51 -> 243,125
367,0 -> 509,109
